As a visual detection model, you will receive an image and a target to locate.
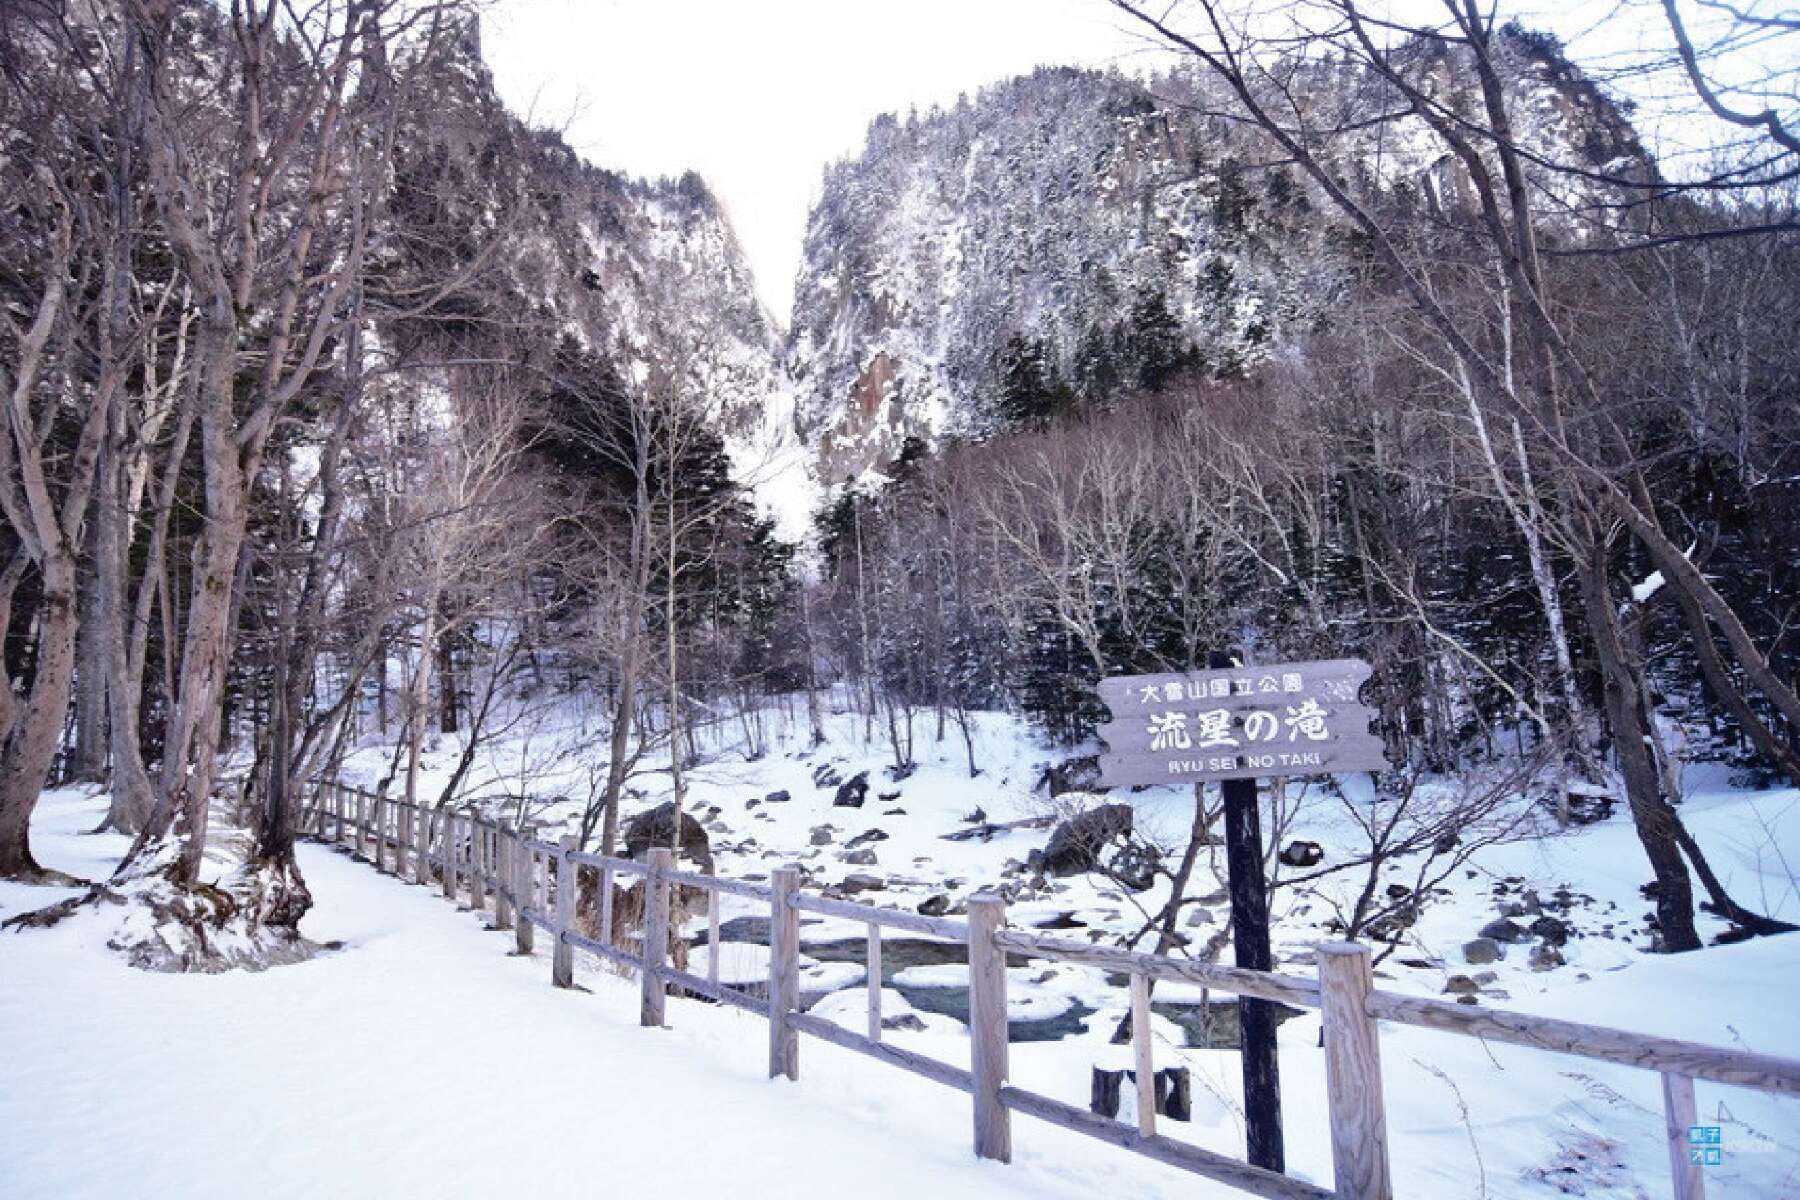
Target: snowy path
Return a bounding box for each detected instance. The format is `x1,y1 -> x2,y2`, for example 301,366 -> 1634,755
0,791 -> 1206,1200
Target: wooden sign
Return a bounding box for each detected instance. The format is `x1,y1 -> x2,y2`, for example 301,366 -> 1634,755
1096,658 -> 1388,786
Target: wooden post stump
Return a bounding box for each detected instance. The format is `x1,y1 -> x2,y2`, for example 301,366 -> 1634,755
968,893 -> 1012,1163
1318,943 -> 1392,1200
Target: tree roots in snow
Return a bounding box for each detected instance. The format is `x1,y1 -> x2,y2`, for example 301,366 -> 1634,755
3,846 -> 319,973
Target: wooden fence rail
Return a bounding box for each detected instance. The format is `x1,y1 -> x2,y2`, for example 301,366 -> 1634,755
297,781 -> 1800,1200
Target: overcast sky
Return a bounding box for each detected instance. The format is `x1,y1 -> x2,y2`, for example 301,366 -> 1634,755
481,1 -> 1782,327
481,0 -> 1161,324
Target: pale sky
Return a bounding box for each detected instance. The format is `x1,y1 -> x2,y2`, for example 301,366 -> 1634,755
481,0 -> 1160,324
481,1 -> 1790,328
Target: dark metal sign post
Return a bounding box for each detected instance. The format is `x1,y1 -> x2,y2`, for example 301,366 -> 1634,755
1095,653 -> 1386,1177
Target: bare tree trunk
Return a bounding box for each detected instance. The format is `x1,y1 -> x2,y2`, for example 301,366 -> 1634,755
1578,523 -> 1700,952
0,209 -> 110,879
69,538 -> 108,784
437,609 -> 459,734
799,580 -> 827,746
403,599 -> 440,811
0,556 -> 80,879
96,397 -> 156,836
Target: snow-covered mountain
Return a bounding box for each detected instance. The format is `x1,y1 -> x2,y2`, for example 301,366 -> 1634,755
786,38 -> 1651,483
384,19 -> 806,525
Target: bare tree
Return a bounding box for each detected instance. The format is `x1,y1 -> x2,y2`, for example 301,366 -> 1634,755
0,15 -> 124,879
1105,0 -> 1799,948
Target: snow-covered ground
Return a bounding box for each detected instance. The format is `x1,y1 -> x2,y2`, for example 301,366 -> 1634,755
0,791 -> 1170,1200
5,699 -> 1799,1197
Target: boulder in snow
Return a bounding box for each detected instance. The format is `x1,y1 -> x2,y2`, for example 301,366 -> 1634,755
1462,937 -> 1505,965
1279,840 -> 1324,869
622,801 -> 711,869
832,771 -> 870,808
1042,803 -> 1134,877
1479,917 -> 1529,944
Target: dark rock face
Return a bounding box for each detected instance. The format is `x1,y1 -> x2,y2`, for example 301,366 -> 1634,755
764,790 -> 791,804
1279,840 -> 1324,868
917,894 -> 951,916
812,763 -> 843,789
622,801 -> 712,869
1042,804 -> 1134,877
832,771 -> 870,808
845,828 -> 889,849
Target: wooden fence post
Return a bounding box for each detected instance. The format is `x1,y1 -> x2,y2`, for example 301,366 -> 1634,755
967,892 -> 1012,1163
552,834 -> 577,988
707,887 -> 722,991
355,790 -> 369,859
599,864 -> 615,948
1662,1072 -> 1706,1200
441,810 -> 458,900
333,784 -> 345,845
375,798 -> 390,874
867,921 -> 882,1042
494,826 -> 514,929
768,865 -> 801,1081
414,805 -> 432,886
1129,972 -> 1157,1138
513,829 -> 535,956
643,847 -> 673,1027
1318,942 -> 1393,1200
468,809 -> 486,914
395,802 -> 411,878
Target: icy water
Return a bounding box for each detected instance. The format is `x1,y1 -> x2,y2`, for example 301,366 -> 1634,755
698,917 -> 1298,1047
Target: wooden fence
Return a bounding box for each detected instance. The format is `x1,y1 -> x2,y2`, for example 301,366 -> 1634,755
298,781 -> 1800,1200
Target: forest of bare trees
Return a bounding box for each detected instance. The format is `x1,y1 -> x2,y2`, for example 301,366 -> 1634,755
0,0 -> 1795,981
